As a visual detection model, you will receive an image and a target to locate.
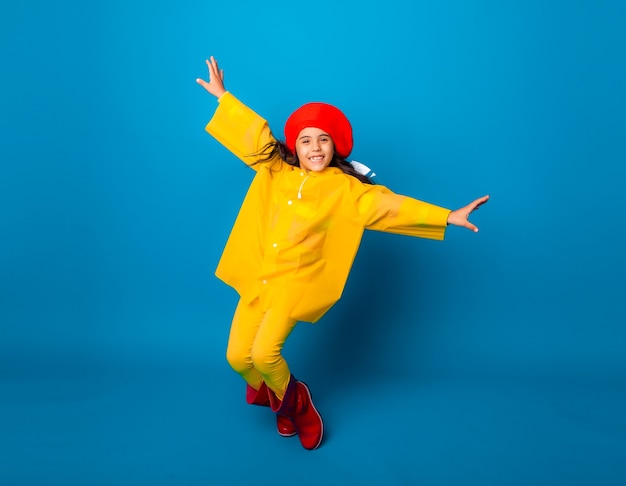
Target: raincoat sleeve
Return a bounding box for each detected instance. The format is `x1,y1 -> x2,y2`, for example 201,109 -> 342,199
356,184 -> 451,240
205,92 -> 277,170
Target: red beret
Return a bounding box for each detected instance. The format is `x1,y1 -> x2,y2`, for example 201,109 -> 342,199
284,102 -> 353,159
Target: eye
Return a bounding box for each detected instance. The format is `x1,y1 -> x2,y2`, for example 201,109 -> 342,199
320,136 -> 330,143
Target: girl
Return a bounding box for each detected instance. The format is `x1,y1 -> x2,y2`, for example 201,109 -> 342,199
196,56 -> 489,450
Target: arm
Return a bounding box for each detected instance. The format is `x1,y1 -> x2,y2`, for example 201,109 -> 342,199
357,184 -> 489,239
196,57 -> 278,168
357,185 -> 451,240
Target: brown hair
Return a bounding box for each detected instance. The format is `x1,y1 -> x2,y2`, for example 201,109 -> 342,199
250,139 -> 374,185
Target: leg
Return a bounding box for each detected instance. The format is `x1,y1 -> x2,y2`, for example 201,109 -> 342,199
226,298 -> 297,437
249,303 -> 323,450
225,298 -> 265,390
250,305 -> 298,400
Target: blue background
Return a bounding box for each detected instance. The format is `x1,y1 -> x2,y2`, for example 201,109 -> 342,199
2,0 -> 625,484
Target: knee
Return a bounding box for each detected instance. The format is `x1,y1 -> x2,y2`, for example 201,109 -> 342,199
250,342 -> 281,375
226,343 -> 252,374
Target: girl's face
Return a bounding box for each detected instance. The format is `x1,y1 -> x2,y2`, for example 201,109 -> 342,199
295,127 -> 334,172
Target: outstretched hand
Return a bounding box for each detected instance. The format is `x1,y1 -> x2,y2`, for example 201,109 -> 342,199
447,195 -> 490,232
196,56 -> 226,99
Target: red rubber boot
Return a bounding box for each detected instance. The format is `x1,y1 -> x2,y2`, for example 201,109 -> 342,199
246,383 -> 296,437
269,376 -> 324,450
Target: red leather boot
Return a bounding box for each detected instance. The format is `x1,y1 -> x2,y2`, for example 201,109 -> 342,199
246,383 -> 296,437
268,376 -> 324,450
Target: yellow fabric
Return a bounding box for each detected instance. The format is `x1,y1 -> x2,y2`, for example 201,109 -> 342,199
206,92 -> 452,323
226,297 -> 297,400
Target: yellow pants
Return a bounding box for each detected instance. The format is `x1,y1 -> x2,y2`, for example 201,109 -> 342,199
226,297 -> 298,400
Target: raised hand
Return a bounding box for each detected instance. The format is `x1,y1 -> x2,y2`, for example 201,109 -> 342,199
196,56 -> 226,98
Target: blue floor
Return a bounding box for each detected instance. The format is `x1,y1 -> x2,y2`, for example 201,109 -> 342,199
2,356 -> 625,486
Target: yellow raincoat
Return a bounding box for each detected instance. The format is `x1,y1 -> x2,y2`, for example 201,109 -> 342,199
206,92 -> 451,323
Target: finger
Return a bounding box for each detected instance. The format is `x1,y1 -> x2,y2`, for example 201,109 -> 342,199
465,221 -> 479,233
468,196 -> 489,213
196,78 -> 209,90
206,59 -> 216,79
205,59 -> 215,81
207,57 -> 221,80
210,56 -> 220,77
475,195 -> 490,208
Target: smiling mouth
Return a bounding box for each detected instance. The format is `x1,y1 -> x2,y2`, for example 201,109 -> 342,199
309,156 -> 324,162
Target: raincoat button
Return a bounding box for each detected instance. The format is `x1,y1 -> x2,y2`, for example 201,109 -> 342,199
272,243 -> 278,248
262,279 -> 267,284
287,200 -> 293,205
